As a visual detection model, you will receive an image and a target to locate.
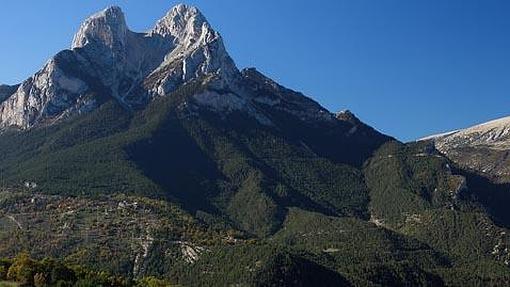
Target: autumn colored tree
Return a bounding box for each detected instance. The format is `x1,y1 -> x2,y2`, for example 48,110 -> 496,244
7,252 -> 37,286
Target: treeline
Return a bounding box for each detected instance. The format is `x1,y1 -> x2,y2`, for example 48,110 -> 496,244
0,253 -> 175,287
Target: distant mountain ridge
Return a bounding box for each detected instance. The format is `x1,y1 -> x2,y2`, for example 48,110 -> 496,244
422,116 -> 510,149
422,116 -> 510,182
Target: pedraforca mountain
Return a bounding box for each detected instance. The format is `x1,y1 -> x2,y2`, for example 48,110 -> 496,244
0,4 -> 375,136
0,4 -> 238,129
0,3 -> 390,168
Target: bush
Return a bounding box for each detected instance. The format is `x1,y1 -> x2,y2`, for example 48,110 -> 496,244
137,276 -> 174,287
7,252 -> 37,285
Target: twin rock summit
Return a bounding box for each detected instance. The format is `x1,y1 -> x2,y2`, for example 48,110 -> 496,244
0,4 -> 334,129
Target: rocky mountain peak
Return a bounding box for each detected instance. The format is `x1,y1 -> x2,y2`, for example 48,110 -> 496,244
153,4 -> 210,42
71,6 -> 128,50
146,4 -> 238,96
0,4 -> 240,130
336,109 -> 354,119
336,110 -> 361,124
0,4 -> 358,131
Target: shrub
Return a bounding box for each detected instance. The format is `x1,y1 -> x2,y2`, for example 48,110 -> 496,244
7,252 -> 37,285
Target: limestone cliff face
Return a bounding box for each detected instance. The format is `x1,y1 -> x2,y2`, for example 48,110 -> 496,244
0,4 -> 344,131
0,56 -> 91,129
0,4 -> 238,129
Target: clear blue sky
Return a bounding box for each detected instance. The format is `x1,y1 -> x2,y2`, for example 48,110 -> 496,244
0,0 -> 509,141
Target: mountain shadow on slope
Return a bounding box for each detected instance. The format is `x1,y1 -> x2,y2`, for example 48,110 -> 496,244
126,112 -> 224,214
457,168 -> 510,229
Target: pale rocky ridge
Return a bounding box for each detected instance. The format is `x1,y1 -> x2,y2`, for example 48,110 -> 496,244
422,116 -> 510,182
0,4 -> 340,131
423,116 -> 510,150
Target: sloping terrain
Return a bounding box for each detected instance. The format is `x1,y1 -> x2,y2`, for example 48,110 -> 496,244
0,74 -> 389,236
364,141 -> 510,285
